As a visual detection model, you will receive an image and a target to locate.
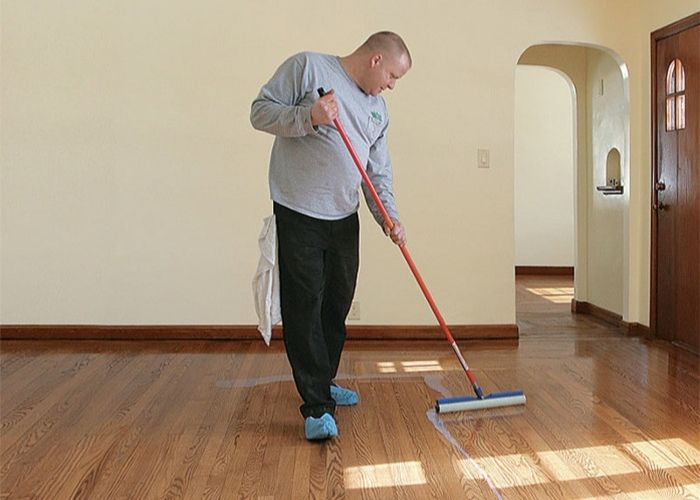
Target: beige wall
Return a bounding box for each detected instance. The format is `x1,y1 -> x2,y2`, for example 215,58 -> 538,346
586,49 -> 627,316
514,66 -> 575,267
1,1 -> 698,326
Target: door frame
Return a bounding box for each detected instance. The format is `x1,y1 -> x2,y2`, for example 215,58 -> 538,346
650,11 -> 700,339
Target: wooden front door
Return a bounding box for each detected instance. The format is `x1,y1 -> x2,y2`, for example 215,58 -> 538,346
652,13 -> 700,353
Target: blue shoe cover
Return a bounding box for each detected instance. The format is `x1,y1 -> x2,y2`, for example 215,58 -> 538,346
331,384 -> 359,406
304,413 -> 338,441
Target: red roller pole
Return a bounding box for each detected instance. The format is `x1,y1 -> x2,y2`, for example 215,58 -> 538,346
317,88 -> 483,396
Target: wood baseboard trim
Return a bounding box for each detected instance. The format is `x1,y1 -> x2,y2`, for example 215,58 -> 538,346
622,322 -> 651,338
572,301 -> 652,338
515,266 -> 574,276
0,324 -> 518,341
671,340 -> 700,355
571,300 -> 622,327
347,324 -> 518,340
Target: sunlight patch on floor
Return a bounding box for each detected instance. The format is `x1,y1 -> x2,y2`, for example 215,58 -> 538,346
402,360 -> 443,373
377,360 -> 443,373
377,361 -> 397,373
525,287 -> 575,303
623,438 -> 700,468
537,445 -> 640,480
345,461 -> 426,489
578,483 -> 700,500
456,438 -> 700,489
464,454 -> 551,487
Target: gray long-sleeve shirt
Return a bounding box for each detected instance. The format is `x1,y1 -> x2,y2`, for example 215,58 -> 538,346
250,52 -> 399,224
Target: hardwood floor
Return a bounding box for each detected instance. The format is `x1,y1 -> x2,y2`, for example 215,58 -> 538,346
1,276 -> 699,498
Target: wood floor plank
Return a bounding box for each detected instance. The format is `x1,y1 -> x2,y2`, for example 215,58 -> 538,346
104,352 -> 217,500
69,350 -> 199,499
202,345 -> 285,499
0,348 -> 36,379
519,366 -> 697,497
517,368 -> 632,498
27,349 -> 186,499
401,379 -> 491,498
257,386 -> 303,497
130,352 -> 225,499
0,353 -> 59,405
179,349 -> 252,499
1,351 -> 99,432
0,360 -> 63,441
7,353 -> 156,499
0,352 -> 112,492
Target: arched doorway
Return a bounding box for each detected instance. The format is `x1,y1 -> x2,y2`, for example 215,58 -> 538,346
515,43 -> 630,326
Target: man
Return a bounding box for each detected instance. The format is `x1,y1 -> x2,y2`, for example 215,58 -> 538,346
250,32 -> 411,440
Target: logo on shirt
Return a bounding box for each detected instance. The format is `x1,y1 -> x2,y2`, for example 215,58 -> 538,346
370,111 -> 383,125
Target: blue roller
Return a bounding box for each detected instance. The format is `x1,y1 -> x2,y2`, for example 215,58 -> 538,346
435,390 -> 527,413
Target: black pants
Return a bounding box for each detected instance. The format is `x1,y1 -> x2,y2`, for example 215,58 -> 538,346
274,202 -> 359,418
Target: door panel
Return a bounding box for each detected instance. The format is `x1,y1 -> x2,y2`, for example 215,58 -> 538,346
655,35 -> 678,342
675,24 -> 700,350
654,20 -> 700,352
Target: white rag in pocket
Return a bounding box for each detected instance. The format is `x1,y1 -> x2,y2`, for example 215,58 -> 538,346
252,215 -> 281,345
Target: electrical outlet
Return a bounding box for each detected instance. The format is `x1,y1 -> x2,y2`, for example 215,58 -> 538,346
348,301 -> 360,320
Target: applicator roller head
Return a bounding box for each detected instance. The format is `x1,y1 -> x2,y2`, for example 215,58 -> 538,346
435,391 -> 526,413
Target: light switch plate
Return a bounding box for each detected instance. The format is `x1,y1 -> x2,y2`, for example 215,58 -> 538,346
478,149 -> 490,168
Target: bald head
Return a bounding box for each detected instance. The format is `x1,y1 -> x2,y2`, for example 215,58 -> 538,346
340,31 -> 411,96
357,31 -> 412,68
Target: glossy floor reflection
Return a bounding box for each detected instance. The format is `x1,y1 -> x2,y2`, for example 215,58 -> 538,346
1,277 -> 698,498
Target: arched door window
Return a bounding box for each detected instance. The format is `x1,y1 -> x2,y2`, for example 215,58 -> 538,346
666,58 -> 686,131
